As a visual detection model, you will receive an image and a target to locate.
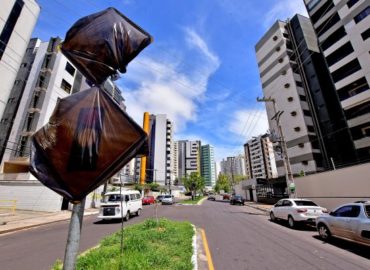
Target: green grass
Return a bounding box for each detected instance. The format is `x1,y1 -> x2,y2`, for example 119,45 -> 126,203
52,218 -> 194,270
181,196 -> 206,205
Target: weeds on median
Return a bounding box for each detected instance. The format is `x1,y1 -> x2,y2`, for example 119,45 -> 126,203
52,218 -> 194,270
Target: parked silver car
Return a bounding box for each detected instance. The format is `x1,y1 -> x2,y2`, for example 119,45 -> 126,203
269,198 -> 327,228
161,195 -> 174,205
316,201 -> 370,246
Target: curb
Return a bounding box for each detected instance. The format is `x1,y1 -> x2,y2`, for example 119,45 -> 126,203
0,210 -> 99,235
244,204 -> 270,214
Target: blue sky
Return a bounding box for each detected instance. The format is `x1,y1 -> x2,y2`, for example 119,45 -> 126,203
33,0 -> 308,162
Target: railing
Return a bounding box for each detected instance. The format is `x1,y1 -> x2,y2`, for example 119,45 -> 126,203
0,200 -> 17,214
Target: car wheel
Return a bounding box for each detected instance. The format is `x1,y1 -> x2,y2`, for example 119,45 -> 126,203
124,211 -> 130,221
270,212 -> 276,222
288,216 -> 295,228
318,223 -> 331,240
137,209 -> 141,216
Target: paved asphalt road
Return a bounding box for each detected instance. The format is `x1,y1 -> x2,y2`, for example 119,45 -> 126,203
1,200 -> 370,270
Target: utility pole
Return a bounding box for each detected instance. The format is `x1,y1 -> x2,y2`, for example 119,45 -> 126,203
257,97 -> 295,198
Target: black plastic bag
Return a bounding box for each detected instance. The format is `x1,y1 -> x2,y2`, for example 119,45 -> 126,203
61,7 -> 152,85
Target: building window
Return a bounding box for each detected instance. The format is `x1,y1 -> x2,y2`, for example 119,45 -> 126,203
298,143 -> 304,148
337,77 -> 369,101
291,111 -> 297,116
60,79 -> 72,93
299,95 -> 307,101
331,58 -> 361,83
317,13 -> 340,38
284,83 -> 290,88
361,28 -> 370,41
20,63 -> 27,68
282,70 -> 287,75
278,58 -> 283,63
347,0 -> 359,8
321,26 -> 346,51
287,97 -> 293,102
354,6 -> 370,24
294,127 -> 301,132
302,161 -> 308,165
65,62 -> 76,76
303,110 -> 311,116
296,81 -> 303,87
326,42 -> 354,67
362,126 -> 370,136
276,46 -> 280,52
273,35 -> 278,41
307,125 -> 315,132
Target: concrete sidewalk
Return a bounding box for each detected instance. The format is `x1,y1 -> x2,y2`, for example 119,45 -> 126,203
244,201 -> 272,214
0,208 -> 99,235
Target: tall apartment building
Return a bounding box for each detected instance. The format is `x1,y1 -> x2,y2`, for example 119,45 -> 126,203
0,37 -> 89,168
255,14 -> 357,176
171,141 -> 179,183
220,155 -> 246,177
177,140 -> 201,182
244,134 -> 278,179
0,35 -> 126,167
0,0 -> 40,121
146,114 -> 173,186
304,0 -> 370,163
200,144 -> 216,188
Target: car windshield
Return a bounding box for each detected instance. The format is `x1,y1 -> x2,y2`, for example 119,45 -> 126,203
164,195 -> 172,198
365,205 -> 370,218
294,200 -> 317,206
234,195 -> 242,199
105,194 -> 122,202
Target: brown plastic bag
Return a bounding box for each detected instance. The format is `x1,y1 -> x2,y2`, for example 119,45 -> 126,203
30,87 -> 148,202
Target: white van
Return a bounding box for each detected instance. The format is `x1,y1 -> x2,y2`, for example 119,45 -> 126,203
98,190 -> 142,221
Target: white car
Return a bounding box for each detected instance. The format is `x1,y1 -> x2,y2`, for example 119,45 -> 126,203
98,190 -> 142,221
269,198 -> 327,228
316,201 -> 370,246
161,194 -> 174,205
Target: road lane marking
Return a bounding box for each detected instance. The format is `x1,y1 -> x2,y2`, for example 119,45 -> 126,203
201,228 -> 215,270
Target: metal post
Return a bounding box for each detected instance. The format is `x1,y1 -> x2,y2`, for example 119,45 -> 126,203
330,157 -> 336,170
257,97 -> 295,198
63,198 -> 86,270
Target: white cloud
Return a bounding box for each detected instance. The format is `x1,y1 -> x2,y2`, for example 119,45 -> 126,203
263,0 -> 308,28
229,109 -> 269,142
119,28 -> 220,132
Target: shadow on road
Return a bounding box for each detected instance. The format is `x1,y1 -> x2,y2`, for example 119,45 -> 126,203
93,219 -> 125,225
313,235 -> 370,259
208,200 -> 230,203
269,220 -> 317,231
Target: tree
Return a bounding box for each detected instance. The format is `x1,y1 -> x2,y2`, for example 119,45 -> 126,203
214,174 -> 231,193
182,172 -> 205,199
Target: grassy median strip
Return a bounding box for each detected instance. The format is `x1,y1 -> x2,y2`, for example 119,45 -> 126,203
181,196 -> 206,205
52,218 -> 194,270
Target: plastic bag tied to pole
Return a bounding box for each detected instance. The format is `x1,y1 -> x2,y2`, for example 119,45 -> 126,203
61,7 -> 152,85
30,87 -> 148,202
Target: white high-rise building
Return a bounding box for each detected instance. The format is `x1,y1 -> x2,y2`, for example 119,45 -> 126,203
244,134 -> 278,179
304,0 -> 370,163
0,0 -> 40,121
220,155 -> 246,177
177,140 -> 201,182
147,114 -> 173,186
1,37 -> 89,167
171,141 -> 179,183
